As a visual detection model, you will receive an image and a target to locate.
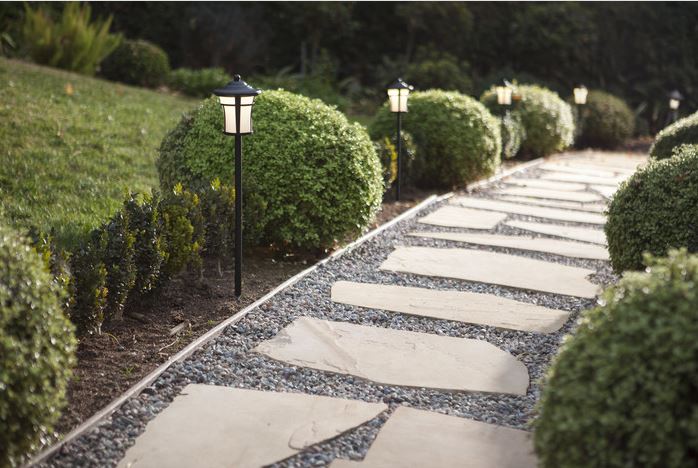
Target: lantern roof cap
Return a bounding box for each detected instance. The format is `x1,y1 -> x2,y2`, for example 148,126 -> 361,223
668,89 -> 684,100
213,74 -> 261,97
387,77 -> 414,91
574,83 -> 587,89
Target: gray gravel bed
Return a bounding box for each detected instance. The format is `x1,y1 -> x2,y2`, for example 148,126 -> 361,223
42,177 -> 613,468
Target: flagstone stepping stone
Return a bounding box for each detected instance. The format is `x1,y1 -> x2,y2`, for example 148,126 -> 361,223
379,246 -> 598,298
117,384 -> 387,468
331,281 -> 569,333
539,162 -> 618,177
496,195 -> 607,213
506,220 -> 606,245
451,197 -> 606,225
504,178 -> 586,191
418,206 -> 506,229
540,172 -> 624,186
331,407 -> 536,468
254,317 -> 529,395
591,185 -> 617,198
409,231 -> 609,260
498,186 -> 602,203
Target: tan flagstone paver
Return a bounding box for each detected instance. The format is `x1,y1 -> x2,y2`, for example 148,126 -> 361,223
331,281 -> 569,333
539,172 -> 625,186
117,384 -> 387,468
451,196 -> 606,225
417,206 -> 507,230
504,178 -> 586,191
379,246 -> 598,298
495,195 -> 607,213
539,162 -> 618,177
591,185 -> 617,198
254,317 -> 529,395
506,220 -> 606,245
409,231 -> 609,260
331,406 -> 536,468
498,186 -> 603,203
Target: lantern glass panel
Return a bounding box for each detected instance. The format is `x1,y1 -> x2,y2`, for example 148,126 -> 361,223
219,96 -> 256,134
496,86 -> 512,105
669,98 -> 680,110
573,87 -> 588,105
388,88 -> 409,112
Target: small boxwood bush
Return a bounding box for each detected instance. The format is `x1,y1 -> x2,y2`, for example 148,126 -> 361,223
534,249 -> 698,467
158,91 -> 383,251
605,144 -> 698,272
650,110 -> 698,159
168,67 -> 231,98
578,90 -> 634,148
370,90 -> 501,189
101,39 -> 170,88
0,225 -> 76,466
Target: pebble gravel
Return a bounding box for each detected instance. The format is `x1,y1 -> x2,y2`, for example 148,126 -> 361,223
41,163 -> 616,467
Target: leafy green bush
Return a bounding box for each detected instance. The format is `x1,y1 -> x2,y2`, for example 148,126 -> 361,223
649,111 -> 698,159
102,210 -> 136,321
534,249 -> 698,467
0,225 -> 76,466
370,90 -> 501,189
405,51 -> 472,94
158,184 -> 204,278
605,145 -> 698,272
373,132 -> 417,190
70,230 -> 108,335
21,2 -> 121,76
168,67 -> 230,98
200,179 -> 235,275
479,88 -> 526,160
123,193 -> 164,297
158,91 -> 383,251
578,90 -> 634,148
101,39 -> 170,88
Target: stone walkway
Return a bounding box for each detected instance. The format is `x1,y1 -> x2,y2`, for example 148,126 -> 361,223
44,152 -> 646,468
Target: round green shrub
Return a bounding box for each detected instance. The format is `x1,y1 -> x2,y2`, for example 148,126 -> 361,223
534,249 -> 698,468
157,91 -> 383,251
481,85 -> 573,158
0,225 -> 76,465
101,39 -> 170,88
605,144 -> 698,272
578,90 -> 634,148
650,110 -> 698,159
369,90 -> 501,189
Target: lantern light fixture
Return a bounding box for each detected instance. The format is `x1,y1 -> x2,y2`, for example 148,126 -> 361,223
573,84 -> 588,105
496,83 -> 512,106
386,78 -> 413,201
668,89 -> 684,110
213,75 -> 262,297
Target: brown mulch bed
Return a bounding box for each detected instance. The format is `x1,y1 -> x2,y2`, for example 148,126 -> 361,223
56,193 -> 430,436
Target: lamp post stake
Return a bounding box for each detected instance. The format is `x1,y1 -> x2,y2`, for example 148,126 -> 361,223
396,111 -> 402,201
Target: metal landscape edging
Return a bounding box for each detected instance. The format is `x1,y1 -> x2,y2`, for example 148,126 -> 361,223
30,155 -> 548,466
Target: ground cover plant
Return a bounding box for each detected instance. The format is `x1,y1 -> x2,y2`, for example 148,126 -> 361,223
158,91 -> 384,251
0,225 -> 76,467
0,58 -> 194,248
605,144 -> 698,271
650,110 -> 698,159
369,90 -> 501,189
534,249 -> 698,467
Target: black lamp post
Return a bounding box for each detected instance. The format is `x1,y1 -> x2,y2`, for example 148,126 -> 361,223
666,89 -> 684,126
387,78 -> 413,201
213,74 -> 261,297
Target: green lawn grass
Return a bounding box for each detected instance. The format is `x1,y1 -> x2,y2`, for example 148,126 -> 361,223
0,58 -> 196,247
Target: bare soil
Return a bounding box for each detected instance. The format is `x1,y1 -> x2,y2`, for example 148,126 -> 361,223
56,194 -> 429,435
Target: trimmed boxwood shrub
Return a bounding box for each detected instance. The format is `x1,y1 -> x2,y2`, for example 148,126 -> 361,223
650,110 -> 698,159
605,144 -> 698,272
158,91 -> 383,251
370,90 -> 501,189
578,90 -> 634,148
101,39 -> 170,88
168,68 -> 231,98
0,225 -> 76,466
500,111 -> 525,159
481,85 -> 572,158
534,249 -> 698,467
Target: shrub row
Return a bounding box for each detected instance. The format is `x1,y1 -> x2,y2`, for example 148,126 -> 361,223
1,226 -> 76,466
605,144 -> 698,272
534,249 -> 698,467
158,90 -> 384,251
36,181 -> 238,336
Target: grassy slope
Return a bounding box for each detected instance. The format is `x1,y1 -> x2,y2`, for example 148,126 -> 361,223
0,58 -> 195,247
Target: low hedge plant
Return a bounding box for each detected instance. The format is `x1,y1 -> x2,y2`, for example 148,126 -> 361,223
168,67 -> 231,98
605,144 -> 698,272
370,89 -> 501,189
534,249 -> 698,467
